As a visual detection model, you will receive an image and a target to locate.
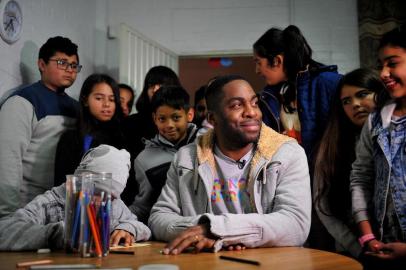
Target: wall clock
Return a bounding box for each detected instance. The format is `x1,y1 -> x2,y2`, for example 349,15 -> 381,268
0,0 -> 22,44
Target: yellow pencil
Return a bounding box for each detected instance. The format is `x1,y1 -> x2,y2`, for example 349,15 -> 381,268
16,259 -> 53,268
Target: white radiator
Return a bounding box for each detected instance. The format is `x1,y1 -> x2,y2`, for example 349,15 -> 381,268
119,23 -> 178,102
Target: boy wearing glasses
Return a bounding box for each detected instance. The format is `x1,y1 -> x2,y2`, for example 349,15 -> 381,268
0,36 -> 80,217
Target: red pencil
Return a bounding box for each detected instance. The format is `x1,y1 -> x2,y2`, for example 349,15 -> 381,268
86,204 -> 102,257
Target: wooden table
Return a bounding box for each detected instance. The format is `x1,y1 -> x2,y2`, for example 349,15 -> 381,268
2,242 -> 362,270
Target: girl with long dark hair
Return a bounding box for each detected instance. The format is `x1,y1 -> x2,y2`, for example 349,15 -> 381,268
314,68 -> 386,258
351,25 -> 406,269
54,73 -> 124,186
253,25 -> 343,249
254,25 -> 342,158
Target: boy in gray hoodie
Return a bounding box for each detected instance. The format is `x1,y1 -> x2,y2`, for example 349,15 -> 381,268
129,86 -> 197,224
0,144 -> 151,251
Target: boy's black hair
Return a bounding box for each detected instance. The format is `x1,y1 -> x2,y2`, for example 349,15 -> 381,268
379,24 -> 406,50
205,74 -> 247,113
38,36 -> 79,63
151,85 -> 190,113
135,66 -> 181,113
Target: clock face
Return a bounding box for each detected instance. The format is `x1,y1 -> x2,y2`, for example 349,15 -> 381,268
0,0 -> 22,44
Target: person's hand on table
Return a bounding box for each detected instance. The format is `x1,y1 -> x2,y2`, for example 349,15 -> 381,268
110,229 -> 135,247
365,239 -> 384,253
366,242 -> 406,260
162,225 -> 216,255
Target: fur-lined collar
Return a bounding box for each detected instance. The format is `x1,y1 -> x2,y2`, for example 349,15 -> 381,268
196,123 -> 294,171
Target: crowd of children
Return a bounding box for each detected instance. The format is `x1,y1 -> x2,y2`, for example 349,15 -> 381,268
0,24 -> 405,268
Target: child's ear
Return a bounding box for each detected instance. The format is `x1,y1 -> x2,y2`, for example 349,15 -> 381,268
271,54 -> 284,67
187,108 -> 195,122
152,112 -> 157,122
38,59 -> 46,73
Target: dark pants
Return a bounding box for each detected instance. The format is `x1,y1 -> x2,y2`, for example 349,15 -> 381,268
306,207 -> 335,251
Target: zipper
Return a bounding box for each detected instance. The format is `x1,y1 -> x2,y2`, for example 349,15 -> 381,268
249,160 -> 282,211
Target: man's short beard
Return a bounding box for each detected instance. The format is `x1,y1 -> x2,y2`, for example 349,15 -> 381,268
220,127 -> 260,150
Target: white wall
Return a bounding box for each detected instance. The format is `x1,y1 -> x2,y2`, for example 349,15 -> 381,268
107,0 -> 359,72
0,0 -> 359,100
107,0 -> 292,55
292,0 -> 359,73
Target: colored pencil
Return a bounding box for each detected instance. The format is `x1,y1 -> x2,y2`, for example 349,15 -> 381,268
16,259 -> 53,268
109,250 -> 135,255
86,204 -> 102,257
219,255 -> 260,266
71,191 -> 82,248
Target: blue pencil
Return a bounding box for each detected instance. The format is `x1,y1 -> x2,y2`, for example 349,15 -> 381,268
82,192 -> 90,256
102,205 -> 108,255
99,192 -> 106,254
101,200 -> 106,253
106,195 -> 111,249
71,191 -> 82,248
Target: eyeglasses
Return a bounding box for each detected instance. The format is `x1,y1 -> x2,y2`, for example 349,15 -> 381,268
49,59 -> 82,73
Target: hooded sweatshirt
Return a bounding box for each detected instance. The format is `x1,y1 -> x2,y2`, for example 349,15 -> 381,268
149,124 -> 311,251
129,123 -> 197,223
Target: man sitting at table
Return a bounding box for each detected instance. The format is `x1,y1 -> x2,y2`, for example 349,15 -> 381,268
0,145 -> 151,251
148,75 -> 311,254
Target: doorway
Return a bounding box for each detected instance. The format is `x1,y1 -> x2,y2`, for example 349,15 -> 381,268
179,55 -> 265,104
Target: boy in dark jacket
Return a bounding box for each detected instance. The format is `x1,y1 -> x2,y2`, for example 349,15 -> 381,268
129,86 -> 197,224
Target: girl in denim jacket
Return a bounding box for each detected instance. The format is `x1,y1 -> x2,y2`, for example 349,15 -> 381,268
350,25 -> 406,268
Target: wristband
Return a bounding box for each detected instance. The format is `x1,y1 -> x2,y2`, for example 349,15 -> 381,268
358,233 -> 375,247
